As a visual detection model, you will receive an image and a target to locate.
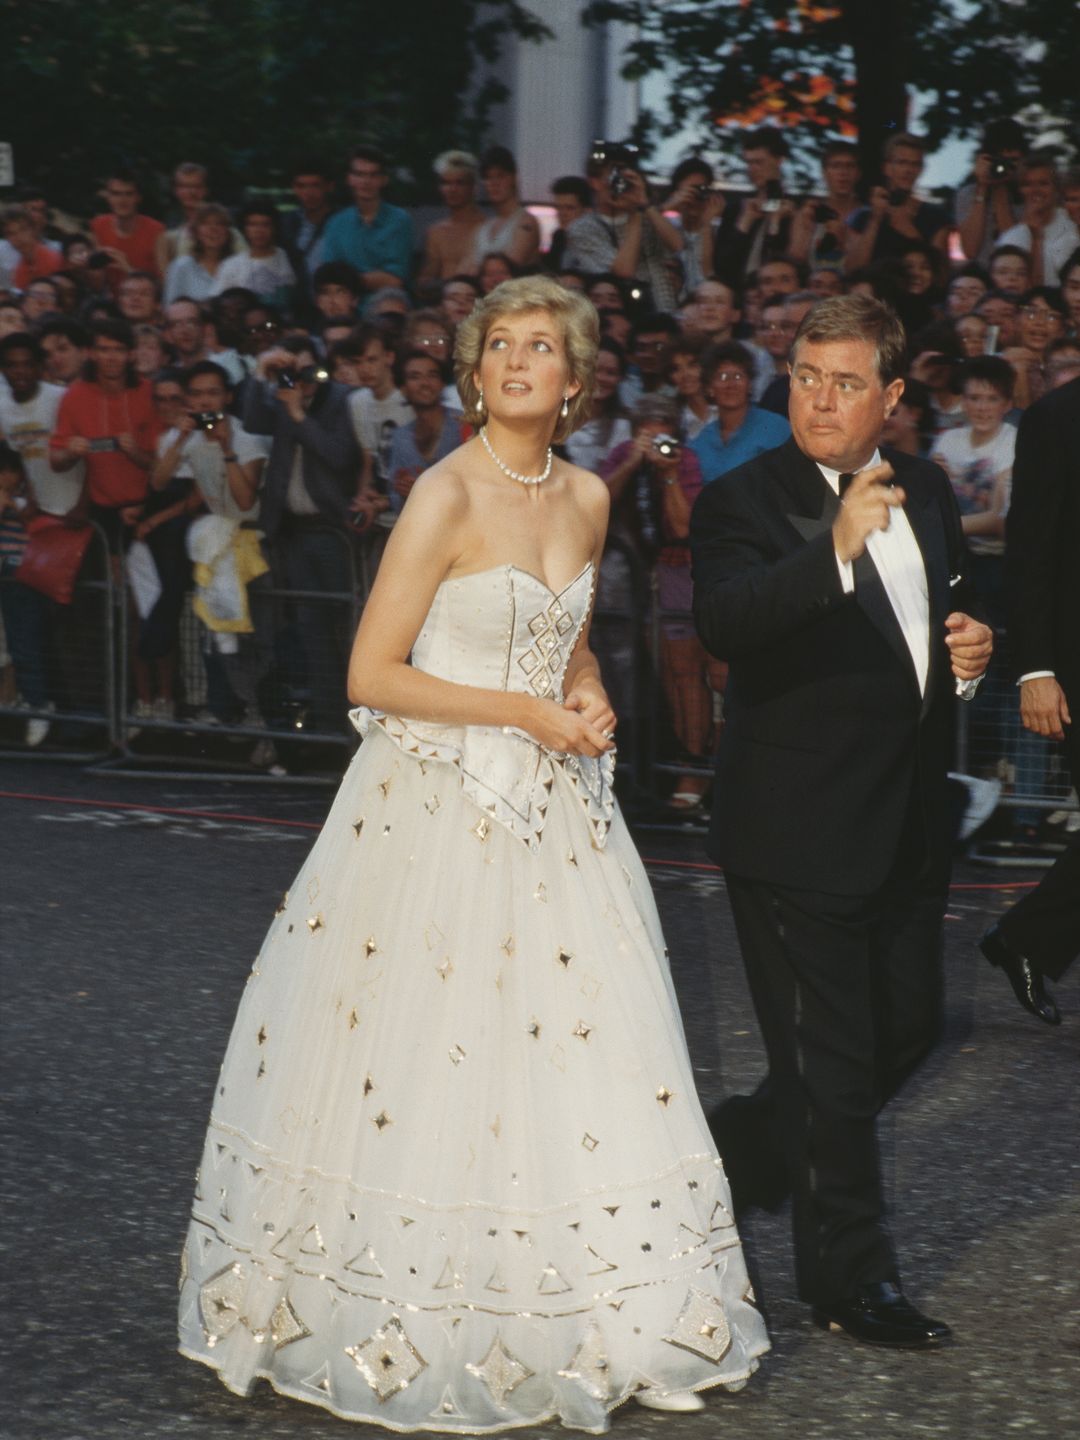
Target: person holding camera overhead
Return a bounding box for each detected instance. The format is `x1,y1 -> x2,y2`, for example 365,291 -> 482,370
846,133 -> 950,271
955,119 -> 1027,267
243,334 -> 359,731
562,141 -> 684,313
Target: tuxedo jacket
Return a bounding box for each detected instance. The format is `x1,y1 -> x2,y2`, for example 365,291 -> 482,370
690,437 -> 974,896
1005,375 -> 1080,702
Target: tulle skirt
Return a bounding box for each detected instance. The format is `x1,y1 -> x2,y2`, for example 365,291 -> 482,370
178,727 -> 768,1432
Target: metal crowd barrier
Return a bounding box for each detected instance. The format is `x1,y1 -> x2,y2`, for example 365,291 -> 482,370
9,530 -> 1071,843
0,519 -> 118,761
954,634 -> 1077,864
95,522 -> 372,782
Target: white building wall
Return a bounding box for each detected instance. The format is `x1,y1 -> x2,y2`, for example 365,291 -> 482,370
487,1 -> 639,202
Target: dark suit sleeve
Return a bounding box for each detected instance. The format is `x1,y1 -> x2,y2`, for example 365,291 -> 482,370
242,378 -> 280,438
690,472 -> 850,661
289,391 -> 359,473
1006,400 -> 1067,677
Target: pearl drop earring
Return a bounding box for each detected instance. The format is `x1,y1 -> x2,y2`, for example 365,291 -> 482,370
560,395 -> 569,418
476,386 -> 484,415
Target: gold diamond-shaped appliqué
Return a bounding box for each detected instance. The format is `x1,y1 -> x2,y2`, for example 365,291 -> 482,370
198,1263 -> 248,1342
662,1286 -> 732,1364
271,1295 -> 311,1349
466,1336 -> 534,1405
558,1320 -> 611,1401
345,1316 -> 428,1401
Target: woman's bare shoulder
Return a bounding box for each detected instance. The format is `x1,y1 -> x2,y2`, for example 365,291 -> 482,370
561,461 -> 611,517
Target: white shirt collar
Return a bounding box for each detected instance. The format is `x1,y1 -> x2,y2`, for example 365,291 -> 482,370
817,448 -> 882,495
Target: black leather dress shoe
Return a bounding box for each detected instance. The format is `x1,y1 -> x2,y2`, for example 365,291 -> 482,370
980,924 -> 1062,1025
812,1282 -> 951,1348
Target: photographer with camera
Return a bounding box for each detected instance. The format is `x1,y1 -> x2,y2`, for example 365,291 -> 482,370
151,361 -> 278,749
846,133 -> 949,271
665,157 -> 726,297
243,334 -> 360,731
713,128 -> 794,285
563,142 -> 684,313
956,120 -> 1027,267
600,396 -> 717,809
789,141 -> 861,273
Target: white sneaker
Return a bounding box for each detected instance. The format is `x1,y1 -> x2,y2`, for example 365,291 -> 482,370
25,701 -> 55,748
635,1389 -> 705,1413
949,772 -> 1002,840
250,736 -> 278,769
151,696 -> 175,721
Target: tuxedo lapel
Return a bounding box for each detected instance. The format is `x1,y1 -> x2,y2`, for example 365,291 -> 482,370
781,443 -> 923,695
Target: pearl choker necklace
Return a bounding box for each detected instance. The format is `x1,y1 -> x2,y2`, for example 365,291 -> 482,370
480,427 -> 553,486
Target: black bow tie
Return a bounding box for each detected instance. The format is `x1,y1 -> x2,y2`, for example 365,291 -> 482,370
838,471 -> 855,496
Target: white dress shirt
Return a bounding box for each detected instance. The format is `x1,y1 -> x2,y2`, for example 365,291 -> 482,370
820,450 -> 930,696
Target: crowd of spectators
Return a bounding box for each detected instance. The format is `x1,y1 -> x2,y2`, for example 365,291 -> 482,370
1,124 -> 1078,799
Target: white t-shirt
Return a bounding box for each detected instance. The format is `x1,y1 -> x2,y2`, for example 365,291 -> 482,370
997,209 -> 1080,288
931,423 -> 1015,557
161,423 -> 270,522
211,250 -> 296,302
348,388 -> 415,487
0,381 -> 83,514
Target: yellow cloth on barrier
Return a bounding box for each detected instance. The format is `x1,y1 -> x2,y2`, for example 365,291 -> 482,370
192,526 -> 269,634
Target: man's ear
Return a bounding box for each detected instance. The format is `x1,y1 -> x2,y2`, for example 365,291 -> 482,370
883,376 -> 905,417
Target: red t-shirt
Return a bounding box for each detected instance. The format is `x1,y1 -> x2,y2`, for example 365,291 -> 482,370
13,245 -> 64,288
89,213 -> 165,276
51,379 -> 158,507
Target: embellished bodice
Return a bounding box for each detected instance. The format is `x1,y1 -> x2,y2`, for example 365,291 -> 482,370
351,564 -> 615,850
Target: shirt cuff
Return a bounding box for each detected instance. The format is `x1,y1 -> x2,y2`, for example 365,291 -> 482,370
1018,671 -> 1055,684
955,676 -> 982,701
835,550 -> 854,593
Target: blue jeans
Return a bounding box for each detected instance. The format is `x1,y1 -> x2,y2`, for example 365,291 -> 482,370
1,565 -> 52,708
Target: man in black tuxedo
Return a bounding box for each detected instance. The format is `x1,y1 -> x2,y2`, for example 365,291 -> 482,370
691,294 -> 992,1348
980,375 -> 1080,1020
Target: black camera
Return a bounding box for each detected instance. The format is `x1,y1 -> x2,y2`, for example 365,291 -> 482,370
761,178 -> 783,214
592,139 -> 640,199
87,251 -> 112,271
195,411 -> 225,430
88,436 -> 119,453
651,433 -> 680,460
813,203 -> 837,224
277,364 -> 329,389
887,187 -> 911,208
989,154 -> 1016,182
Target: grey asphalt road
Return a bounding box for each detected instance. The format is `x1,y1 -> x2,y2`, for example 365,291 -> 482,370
1,761 -> 1077,1440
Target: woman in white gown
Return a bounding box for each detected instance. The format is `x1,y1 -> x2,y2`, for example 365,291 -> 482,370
177,276 -> 769,1432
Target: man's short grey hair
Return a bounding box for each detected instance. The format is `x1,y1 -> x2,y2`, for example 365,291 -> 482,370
792,294 -> 907,386
434,150 -> 478,179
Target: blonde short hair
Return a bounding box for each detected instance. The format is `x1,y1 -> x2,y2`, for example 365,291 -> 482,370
434,149 -> 478,179
454,275 -> 599,443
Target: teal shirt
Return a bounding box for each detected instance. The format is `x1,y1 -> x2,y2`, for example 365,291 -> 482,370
689,407 -> 791,484
321,203 -> 414,283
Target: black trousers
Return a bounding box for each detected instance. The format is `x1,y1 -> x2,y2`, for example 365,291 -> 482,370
999,713 -> 1080,980
719,862 -> 948,1308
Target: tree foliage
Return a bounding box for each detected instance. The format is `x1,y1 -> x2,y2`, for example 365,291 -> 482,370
1,1 -> 549,212
584,0 -> 1080,182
